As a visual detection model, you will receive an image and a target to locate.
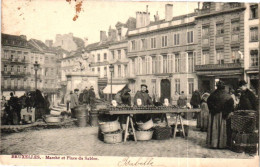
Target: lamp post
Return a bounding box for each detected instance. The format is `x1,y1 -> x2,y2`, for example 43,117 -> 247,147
34,61 -> 40,90
109,64 -> 114,102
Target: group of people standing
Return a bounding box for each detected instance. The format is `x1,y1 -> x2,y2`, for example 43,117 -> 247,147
64,86 -> 96,118
191,80 -> 257,149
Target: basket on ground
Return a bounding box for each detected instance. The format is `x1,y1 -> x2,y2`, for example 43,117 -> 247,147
136,119 -> 153,130
44,115 -> 62,123
231,111 -> 256,133
103,130 -> 122,144
99,119 -> 120,133
153,126 -> 172,140
136,130 -> 153,141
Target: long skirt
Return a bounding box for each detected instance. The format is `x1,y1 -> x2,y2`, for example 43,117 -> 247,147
35,107 -> 46,120
206,112 -> 230,149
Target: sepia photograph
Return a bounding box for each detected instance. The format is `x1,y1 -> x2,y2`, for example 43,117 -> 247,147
0,0 -> 259,166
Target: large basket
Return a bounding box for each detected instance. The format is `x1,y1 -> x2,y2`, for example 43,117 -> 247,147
153,126 -> 172,140
99,119 -> 120,133
136,130 -> 153,141
231,112 -> 256,133
44,115 -> 62,123
103,130 -> 122,144
136,119 -> 154,130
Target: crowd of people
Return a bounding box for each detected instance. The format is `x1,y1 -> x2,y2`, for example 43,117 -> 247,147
64,86 -> 96,118
1,89 -> 51,125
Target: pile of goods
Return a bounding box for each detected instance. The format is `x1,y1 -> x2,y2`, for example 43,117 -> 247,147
109,105 -> 178,111
135,118 -> 154,141
44,106 -> 68,124
99,118 -> 122,144
231,110 -> 258,154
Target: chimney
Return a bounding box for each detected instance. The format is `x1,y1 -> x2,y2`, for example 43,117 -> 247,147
100,31 -> 107,42
154,11 -> 159,22
136,6 -> 150,29
165,4 -> 173,22
136,12 -> 141,28
20,35 -> 27,40
45,40 -> 53,47
84,37 -> 88,47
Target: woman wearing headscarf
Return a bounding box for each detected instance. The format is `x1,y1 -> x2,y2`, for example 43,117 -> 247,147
34,89 -> 46,120
199,92 -> 210,131
206,81 -> 234,148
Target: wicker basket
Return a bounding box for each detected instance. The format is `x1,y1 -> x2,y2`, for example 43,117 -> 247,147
99,119 -> 120,133
136,130 -> 153,141
103,130 -> 122,144
44,115 -> 62,123
136,119 -> 154,130
153,126 -> 172,140
231,112 -> 256,133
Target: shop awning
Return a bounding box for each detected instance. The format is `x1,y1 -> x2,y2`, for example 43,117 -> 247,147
103,84 -> 126,94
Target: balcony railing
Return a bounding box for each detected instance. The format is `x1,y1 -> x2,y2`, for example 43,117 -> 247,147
195,63 -> 243,71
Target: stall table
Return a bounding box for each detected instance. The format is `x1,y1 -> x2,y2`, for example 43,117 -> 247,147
105,108 -> 201,142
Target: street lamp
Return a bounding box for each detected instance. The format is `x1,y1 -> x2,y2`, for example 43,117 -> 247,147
34,61 -> 40,90
109,64 -> 114,101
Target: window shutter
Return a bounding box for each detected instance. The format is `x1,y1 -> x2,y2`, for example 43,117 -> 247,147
172,54 -> 175,73
193,51 -> 197,66
158,55 -> 163,73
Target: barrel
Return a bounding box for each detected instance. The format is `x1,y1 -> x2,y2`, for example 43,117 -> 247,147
77,116 -> 88,127
90,110 -> 99,127
75,105 -> 89,127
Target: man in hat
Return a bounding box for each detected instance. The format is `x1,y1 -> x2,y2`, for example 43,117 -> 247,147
237,80 -> 257,111
133,84 -> 153,106
70,89 -> 79,118
206,81 -> 234,148
133,84 -> 153,123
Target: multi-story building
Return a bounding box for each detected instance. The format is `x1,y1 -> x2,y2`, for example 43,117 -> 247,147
244,3 -> 259,95
127,4 -> 198,104
52,33 -> 85,52
29,39 -> 59,96
1,34 -> 31,97
195,2 -> 247,93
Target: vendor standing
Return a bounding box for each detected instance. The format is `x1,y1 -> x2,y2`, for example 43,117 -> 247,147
206,81 -> 234,148
70,89 -> 79,118
133,84 -> 153,122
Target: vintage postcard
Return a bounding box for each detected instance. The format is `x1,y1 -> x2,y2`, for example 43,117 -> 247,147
0,0 -> 259,167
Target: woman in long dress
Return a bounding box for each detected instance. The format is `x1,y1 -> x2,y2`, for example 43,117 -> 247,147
200,93 -> 210,132
206,81 -> 234,148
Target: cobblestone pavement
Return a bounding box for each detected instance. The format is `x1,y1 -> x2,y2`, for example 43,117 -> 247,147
0,119 -> 256,159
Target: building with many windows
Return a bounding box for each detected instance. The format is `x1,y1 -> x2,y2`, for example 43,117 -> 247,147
127,4 -> 198,104
244,3 -> 259,95
195,2 -> 245,92
1,34 -> 31,97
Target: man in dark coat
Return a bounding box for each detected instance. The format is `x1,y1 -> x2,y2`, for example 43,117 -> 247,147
88,86 -> 96,108
121,87 -> 132,106
133,84 -> 153,106
237,80 -> 257,111
190,90 -> 201,108
133,84 -> 153,122
206,81 -> 234,148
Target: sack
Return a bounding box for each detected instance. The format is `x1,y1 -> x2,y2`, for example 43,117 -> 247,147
153,126 -> 172,140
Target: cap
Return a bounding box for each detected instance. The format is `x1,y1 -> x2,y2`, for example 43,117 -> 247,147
238,80 -> 247,87
141,84 -> 148,88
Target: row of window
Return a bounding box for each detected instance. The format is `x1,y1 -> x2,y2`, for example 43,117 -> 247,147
202,24 -> 258,42
131,52 -> 195,75
130,31 -> 194,51
200,49 -> 258,66
2,78 -> 55,88
91,64 -> 128,78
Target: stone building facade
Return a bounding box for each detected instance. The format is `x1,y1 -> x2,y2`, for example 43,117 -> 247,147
1,34 -> 31,97
127,4 -> 198,104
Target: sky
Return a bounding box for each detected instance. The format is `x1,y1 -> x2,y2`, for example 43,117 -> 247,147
2,0 -> 200,44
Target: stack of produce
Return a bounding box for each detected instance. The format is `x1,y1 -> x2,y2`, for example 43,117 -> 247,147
231,110 -> 258,154
136,119 -> 154,141
99,119 -> 122,144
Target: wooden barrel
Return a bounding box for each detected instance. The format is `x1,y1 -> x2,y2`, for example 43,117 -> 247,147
77,116 -> 88,127
90,111 -> 99,127
75,105 -> 87,117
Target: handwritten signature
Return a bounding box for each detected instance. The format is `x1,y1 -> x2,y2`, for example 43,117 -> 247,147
118,157 -> 154,167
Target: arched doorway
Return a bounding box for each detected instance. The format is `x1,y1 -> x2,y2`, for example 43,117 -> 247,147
160,79 -> 171,103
